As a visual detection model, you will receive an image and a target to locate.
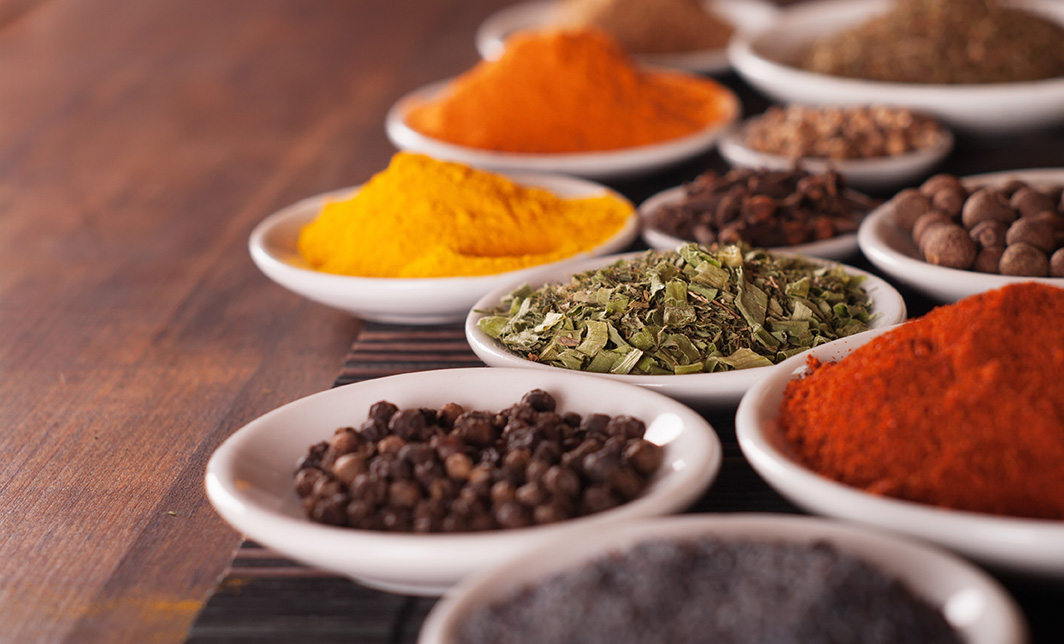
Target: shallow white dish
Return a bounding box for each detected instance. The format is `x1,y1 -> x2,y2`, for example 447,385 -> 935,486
465,250 -> 906,408
248,174 -> 638,324
475,0 -> 779,74
638,183 -> 863,260
858,168 -> 1064,302
419,514 -> 1027,644
205,367 -> 722,596
735,327 -> 1064,578
727,0 -> 1064,134
717,121 -> 954,191
385,79 -> 739,181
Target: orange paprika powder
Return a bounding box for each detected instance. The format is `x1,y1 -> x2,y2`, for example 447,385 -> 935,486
403,30 -> 737,153
778,282 -> 1064,520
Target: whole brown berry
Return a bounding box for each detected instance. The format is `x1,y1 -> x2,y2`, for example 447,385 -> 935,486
960,189 -> 1016,229
922,224 -> 976,269
1050,248 -> 1064,278
1006,219 -> 1057,253
890,189 -> 932,232
973,246 -> 1005,274
912,211 -> 953,250
999,243 -> 1049,277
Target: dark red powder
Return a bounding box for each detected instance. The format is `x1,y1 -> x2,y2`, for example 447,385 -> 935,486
778,282 -> 1064,520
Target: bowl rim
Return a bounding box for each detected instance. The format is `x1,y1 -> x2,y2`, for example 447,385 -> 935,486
473,0 -> 781,74
248,172 -> 639,287
205,366 -> 724,593
636,180 -> 868,260
717,114 -> 955,172
734,326 -> 1064,577
464,248 -> 907,406
727,0 -> 1064,96
856,167 -> 1064,299
384,77 -> 741,179
417,513 -> 1028,644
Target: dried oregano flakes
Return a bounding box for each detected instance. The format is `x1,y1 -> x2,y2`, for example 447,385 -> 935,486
476,244 -> 872,375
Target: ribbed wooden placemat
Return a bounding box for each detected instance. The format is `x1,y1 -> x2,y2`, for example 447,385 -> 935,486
186,322 -> 1064,644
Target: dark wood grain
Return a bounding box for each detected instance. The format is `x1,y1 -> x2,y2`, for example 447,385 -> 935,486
0,0 -> 513,641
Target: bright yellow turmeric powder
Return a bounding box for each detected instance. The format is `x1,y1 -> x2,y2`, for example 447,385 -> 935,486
404,30 -> 737,153
297,153 -> 633,278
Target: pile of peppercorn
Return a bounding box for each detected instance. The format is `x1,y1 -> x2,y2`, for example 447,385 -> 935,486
293,390 -> 664,533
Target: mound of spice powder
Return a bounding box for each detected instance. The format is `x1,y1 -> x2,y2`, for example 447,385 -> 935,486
297,153 -> 632,278
778,282 -> 1064,520
404,30 -> 736,153
553,0 -> 734,55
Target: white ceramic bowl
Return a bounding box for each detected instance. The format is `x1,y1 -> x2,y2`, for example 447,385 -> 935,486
205,367 -> 723,596
717,121 -> 954,192
639,183 -> 867,261
418,514 -> 1027,644
475,0 -> 780,74
858,168 -> 1064,302
465,250 -> 906,408
385,79 -> 740,181
248,174 -> 638,324
727,0 -> 1064,134
735,328 -> 1064,578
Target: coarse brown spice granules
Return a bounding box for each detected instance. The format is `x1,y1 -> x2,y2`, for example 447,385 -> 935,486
800,0 -> 1064,84
741,105 -> 946,160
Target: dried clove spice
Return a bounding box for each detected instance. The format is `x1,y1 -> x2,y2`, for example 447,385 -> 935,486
645,167 -> 876,248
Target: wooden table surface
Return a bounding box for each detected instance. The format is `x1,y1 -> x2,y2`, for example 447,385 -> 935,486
2,1 -> 1062,643
0,0 -> 507,641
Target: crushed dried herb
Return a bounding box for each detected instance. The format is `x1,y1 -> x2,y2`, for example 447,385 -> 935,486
477,244 -> 872,375
800,0 -> 1064,84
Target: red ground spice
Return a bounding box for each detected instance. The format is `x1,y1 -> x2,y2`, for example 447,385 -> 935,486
778,282 -> 1064,520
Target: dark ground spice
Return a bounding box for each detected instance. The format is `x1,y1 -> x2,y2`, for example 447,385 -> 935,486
456,537 -> 962,644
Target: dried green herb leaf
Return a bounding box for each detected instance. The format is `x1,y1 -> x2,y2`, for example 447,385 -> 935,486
475,244 -> 874,375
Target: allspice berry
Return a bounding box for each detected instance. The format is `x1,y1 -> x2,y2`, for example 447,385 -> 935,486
973,246 -> 1005,274
1006,218 -> 1056,253
969,220 -> 1008,249
912,211 -> 953,250
930,187 -> 966,218
960,188 -> 1015,229
995,179 -> 1027,197
922,224 -> 976,269
1010,187 -> 1055,219
999,243 -> 1049,277
1024,211 -> 1064,247
919,174 -> 964,198
1051,248 -> 1064,277
890,188 -> 932,232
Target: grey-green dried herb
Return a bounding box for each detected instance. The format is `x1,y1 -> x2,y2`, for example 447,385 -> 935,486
800,0 -> 1064,84
476,244 -> 873,375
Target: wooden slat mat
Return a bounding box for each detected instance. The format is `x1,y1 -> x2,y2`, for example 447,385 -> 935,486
186,322 -> 1064,644
187,323 -> 479,644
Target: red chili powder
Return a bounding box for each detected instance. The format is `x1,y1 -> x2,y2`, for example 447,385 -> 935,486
778,282 -> 1064,520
